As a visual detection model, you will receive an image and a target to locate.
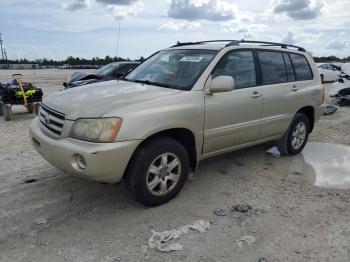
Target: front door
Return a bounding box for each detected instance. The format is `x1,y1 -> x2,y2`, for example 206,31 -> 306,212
203,50 -> 263,154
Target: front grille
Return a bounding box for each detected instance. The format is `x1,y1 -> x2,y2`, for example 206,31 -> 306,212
38,104 -> 66,136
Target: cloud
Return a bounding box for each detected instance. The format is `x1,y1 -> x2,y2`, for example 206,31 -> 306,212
63,0 -> 88,11
160,21 -> 201,31
96,0 -> 138,4
281,30 -> 297,44
273,0 -> 324,20
326,41 -> 347,50
168,0 -> 237,21
106,0 -> 143,20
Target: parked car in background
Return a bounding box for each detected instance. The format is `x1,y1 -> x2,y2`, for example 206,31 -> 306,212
63,62 -> 139,89
317,63 -> 340,83
31,40 -> 324,206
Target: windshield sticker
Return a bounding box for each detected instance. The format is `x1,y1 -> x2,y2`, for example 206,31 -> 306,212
180,56 -> 204,62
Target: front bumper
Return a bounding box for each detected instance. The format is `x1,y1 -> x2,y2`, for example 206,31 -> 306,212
30,117 -> 140,183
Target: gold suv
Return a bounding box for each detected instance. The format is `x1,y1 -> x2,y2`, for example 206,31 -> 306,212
30,40 -> 325,206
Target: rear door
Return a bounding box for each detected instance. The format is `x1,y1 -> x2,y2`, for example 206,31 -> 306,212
257,50 -> 298,139
203,50 -> 263,154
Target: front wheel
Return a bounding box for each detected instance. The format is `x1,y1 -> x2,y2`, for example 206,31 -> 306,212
278,113 -> 310,156
3,105 -> 12,121
126,137 -> 189,206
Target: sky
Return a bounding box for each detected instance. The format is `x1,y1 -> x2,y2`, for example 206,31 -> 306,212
0,0 -> 349,61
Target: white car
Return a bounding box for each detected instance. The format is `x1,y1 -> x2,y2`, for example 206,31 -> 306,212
317,63 -> 340,83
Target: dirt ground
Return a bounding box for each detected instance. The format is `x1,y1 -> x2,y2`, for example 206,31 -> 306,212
0,69 -> 349,262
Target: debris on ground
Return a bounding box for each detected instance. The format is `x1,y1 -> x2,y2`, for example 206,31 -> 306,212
34,216 -> 51,225
213,208 -> 227,217
323,105 -> 338,115
257,258 -> 269,262
232,205 -> 265,226
232,204 -> 252,213
148,220 -> 210,252
24,178 -> 38,184
236,235 -> 256,248
265,146 -> 281,157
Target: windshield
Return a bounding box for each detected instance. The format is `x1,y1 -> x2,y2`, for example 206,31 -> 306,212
125,49 -> 217,90
95,63 -> 119,76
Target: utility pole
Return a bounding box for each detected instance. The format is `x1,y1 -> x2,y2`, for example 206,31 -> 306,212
116,22 -> 121,62
4,48 -> 8,68
0,33 -> 5,61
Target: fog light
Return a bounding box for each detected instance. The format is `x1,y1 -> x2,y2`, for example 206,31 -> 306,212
71,154 -> 87,171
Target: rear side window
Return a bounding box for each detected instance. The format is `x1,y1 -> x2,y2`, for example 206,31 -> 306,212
289,54 -> 313,81
257,51 -> 287,85
282,53 -> 296,81
212,50 -> 256,89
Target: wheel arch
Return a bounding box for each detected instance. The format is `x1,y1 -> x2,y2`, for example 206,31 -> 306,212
297,106 -> 315,132
124,128 -> 198,178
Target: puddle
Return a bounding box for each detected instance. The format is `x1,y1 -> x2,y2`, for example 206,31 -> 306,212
265,143 -> 350,189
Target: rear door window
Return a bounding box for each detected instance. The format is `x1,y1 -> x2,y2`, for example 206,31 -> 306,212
282,53 -> 296,81
289,54 -> 313,81
257,51 -> 287,85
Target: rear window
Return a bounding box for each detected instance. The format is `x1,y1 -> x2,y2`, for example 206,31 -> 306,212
282,53 -> 296,81
289,54 -> 313,81
257,51 -> 287,85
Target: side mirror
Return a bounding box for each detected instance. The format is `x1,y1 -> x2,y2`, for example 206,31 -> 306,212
209,75 -> 235,93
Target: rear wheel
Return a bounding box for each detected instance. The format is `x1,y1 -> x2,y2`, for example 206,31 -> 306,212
3,105 -> 12,121
278,113 -> 310,156
0,103 -> 3,116
126,137 -> 189,206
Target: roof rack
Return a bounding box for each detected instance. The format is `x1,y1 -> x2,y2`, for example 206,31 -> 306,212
171,39 -> 306,52
226,40 -> 306,52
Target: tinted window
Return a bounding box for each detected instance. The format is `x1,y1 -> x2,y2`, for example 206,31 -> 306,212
212,51 -> 256,89
258,51 -> 287,84
283,53 -> 296,81
290,54 -> 313,81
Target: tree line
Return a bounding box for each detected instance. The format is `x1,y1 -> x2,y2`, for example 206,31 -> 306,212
1,55 -> 349,66
1,55 -> 145,66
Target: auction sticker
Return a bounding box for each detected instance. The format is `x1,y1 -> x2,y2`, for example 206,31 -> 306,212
180,56 -> 204,62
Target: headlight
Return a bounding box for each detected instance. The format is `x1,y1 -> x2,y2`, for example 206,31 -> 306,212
69,118 -> 122,142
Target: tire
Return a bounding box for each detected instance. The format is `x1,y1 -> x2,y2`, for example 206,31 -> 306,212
0,104 -> 3,116
278,113 -> 310,156
320,75 -> 324,83
27,103 -> 34,113
126,137 -> 190,207
34,103 -> 40,116
3,105 -> 12,121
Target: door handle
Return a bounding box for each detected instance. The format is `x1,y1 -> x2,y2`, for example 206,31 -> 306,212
291,85 -> 298,92
251,91 -> 262,98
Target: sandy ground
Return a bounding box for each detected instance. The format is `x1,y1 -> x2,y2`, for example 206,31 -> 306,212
0,69 -> 349,262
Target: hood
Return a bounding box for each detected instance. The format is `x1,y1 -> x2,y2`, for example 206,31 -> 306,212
43,80 -> 182,119
67,71 -> 102,83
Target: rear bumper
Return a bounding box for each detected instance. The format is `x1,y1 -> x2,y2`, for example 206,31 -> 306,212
30,117 -> 140,183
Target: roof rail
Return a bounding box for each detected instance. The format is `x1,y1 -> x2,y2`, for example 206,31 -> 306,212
170,39 -> 306,52
170,40 -> 233,48
226,39 -> 306,52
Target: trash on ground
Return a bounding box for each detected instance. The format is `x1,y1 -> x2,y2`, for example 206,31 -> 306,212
24,178 -> 38,184
213,208 -> 227,217
232,205 -> 265,226
34,216 -> 51,225
232,204 -> 252,213
236,235 -> 256,248
265,146 -> 281,157
148,220 -> 210,252
323,105 -> 338,115
257,258 -> 269,262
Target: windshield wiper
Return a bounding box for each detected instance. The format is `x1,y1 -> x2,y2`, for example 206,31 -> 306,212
130,79 -> 177,89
